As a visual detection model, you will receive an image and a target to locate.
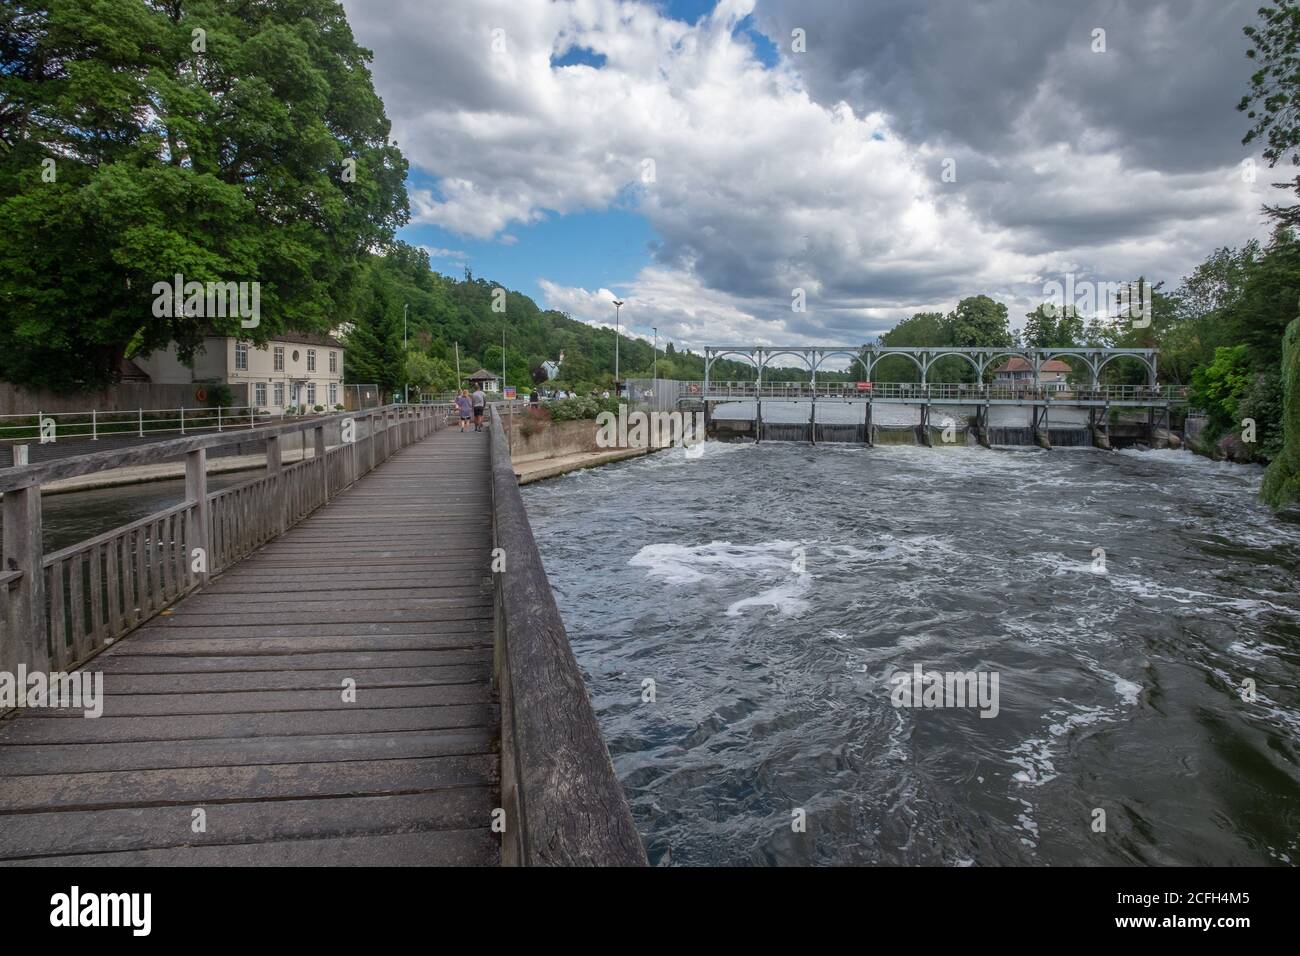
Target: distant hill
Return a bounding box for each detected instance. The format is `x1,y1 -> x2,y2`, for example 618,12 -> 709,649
341,242 -> 781,394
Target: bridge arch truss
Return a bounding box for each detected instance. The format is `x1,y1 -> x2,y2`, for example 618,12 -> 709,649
703,345 -> 1159,389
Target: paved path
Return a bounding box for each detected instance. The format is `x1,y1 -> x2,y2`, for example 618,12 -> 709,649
0,427 -> 499,865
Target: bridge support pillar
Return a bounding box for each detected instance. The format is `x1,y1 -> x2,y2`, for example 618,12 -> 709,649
1,481 -> 48,677
1033,405 -> 1052,450
919,404 -> 932,446
977,405 -> 992,449
865,399 -> 873,447
810,396 -> 816,445
755,398 -> 762,444
185,449 -> 211,587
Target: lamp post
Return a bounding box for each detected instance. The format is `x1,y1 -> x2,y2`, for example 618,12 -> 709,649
652,326 -> 658,383
403,302 -> 409,404
612,299 -> 624,387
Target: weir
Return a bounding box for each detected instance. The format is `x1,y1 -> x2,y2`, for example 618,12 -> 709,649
693,344 -> 1189,450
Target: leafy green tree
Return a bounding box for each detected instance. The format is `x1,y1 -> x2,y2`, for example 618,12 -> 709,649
1262,313 -> 1300,507
946,295 -> 1013,349
0,0 -> 407,390
344,263 -> 402,393
405,350 -> 457,393
1023,305 -> 1085,349
1239,0 -> 1300,226
1191,345 -> 1253,435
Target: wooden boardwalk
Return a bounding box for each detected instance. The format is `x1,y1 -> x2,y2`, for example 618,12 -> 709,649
0,426 -> 500,865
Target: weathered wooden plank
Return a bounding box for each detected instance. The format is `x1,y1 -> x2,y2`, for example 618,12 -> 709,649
0,705 -> 495,745
87,546 -> 104,655
4,828 -> 497,867
90,664 -> 491,694
121,622 -> 492,643
23,683 -> 491,718
153,605 -> 494,626
0,754 -> 497,812
0,790 -> 494,860
104,538 -> 122,637
0,728 -> 493,775
47,561 -> 66,669
93,647 -> 493,674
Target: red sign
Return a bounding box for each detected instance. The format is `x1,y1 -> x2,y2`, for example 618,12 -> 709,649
856,381 -> 873,392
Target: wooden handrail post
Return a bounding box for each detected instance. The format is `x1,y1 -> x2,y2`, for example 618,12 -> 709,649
265,434 -> 283,535
185,449 -> 211,587
2,480 -> 49,675
314,425 -> 327,500
368,412 -> 377,472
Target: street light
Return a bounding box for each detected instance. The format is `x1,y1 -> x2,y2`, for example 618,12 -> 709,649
403,302 -> 409,405
612,299 -> 624,386
652,326 -> 658,383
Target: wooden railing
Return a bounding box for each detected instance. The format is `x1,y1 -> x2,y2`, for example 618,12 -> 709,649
0,405 -> 440,680
487,406 -> 647,866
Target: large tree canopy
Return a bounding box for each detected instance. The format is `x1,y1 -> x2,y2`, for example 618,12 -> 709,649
0,0 -> 408,390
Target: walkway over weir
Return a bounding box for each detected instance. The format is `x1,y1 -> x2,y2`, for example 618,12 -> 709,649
0,406 -> 643,866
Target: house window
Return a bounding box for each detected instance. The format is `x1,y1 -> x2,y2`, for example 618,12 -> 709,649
235,341 -> 248,371
329,351 -> 337,373
307,349 -> 316,372
273,346 -> 284,371
329,383 -> 338,406
254,383 -> 267,407
307,382 -> 317,405
273,382 -> 285,406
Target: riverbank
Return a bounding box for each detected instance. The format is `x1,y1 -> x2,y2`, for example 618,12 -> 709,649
506,415 -> 661,484
515,446 -> 655,484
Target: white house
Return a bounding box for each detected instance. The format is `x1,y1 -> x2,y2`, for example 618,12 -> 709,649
133,331 -> 346,412
991,357 -> 1071,391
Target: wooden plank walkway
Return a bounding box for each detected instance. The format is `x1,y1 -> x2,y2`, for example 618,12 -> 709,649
0,425 -> 499,866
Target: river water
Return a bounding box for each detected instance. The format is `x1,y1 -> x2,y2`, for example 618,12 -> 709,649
521,440 -> 1300,866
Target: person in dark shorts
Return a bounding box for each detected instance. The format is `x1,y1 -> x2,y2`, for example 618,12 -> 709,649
454,390 -> 472,431
471,387 -> 486,431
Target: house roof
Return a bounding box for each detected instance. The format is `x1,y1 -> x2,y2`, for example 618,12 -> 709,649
993,357 -> 1072,373
204,327 -> 345,349
466,368 -> 498,380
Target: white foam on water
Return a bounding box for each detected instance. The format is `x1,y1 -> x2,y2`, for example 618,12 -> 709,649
1116,447 -> 1266,478
725,576 -> 812,617
627,539 -> 801,584
1112,678 -> 1142,706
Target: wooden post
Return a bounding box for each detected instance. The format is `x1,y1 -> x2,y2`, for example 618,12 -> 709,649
314,425 -> 327,501
185,449 -> 210,587
2,481 -> 49,675
265,434 -> 283,534
369,412 -> 377,472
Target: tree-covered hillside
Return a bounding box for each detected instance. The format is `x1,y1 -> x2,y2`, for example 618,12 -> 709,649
342,243 -> 756,396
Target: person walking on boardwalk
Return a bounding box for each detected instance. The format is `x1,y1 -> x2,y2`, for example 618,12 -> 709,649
471,385 -> 486,431
454,389 -> 473,432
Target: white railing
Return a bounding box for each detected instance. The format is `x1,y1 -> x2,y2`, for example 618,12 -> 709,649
0,406 -> 281,443
692,381 -> 1189,402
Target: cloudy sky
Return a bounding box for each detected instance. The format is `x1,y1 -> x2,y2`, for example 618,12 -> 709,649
342,0 -> 1280,352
